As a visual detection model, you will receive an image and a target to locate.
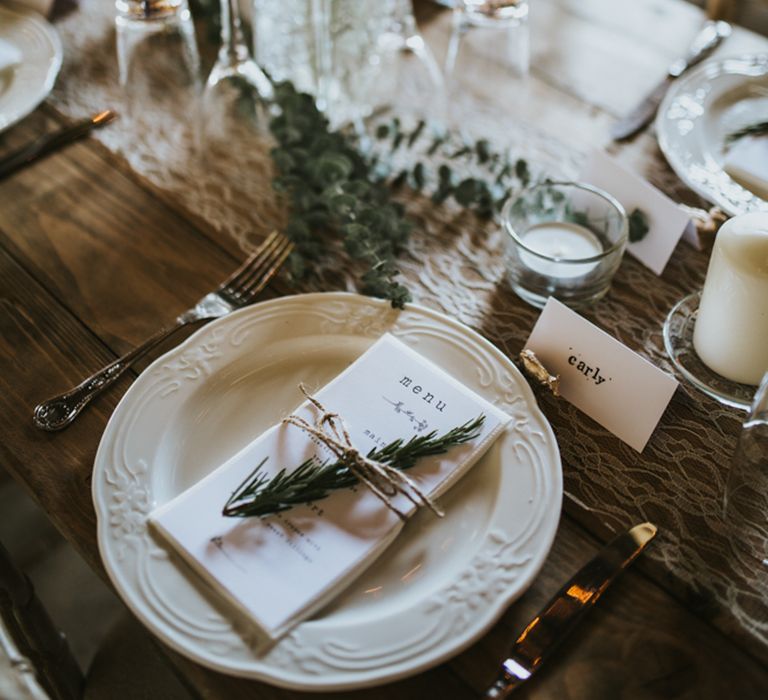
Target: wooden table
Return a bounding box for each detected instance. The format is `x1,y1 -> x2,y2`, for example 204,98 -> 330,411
1,1 -> 767,697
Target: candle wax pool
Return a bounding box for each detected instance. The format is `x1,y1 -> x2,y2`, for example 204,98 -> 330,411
519,222 -> 603,279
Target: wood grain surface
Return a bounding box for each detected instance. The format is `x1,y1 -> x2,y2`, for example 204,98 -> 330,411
1,1 -> 767,698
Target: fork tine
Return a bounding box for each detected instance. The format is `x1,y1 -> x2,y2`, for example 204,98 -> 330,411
233,239 -> 294,301
220,231 -> 293,301
230,236 -> 292,293
218,230 -> 282,291
222,235 -> 290,297
231,238 -> 293,303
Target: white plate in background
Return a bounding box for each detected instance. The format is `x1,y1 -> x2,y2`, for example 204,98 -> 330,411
0,3 -> 62,132
656,54 -> 768,216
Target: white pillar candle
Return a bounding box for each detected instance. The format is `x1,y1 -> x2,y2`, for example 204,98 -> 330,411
693,212 -> 768,385
519,222 -> 603,278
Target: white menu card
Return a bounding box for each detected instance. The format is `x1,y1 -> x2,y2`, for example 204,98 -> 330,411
149,334 -> 510,642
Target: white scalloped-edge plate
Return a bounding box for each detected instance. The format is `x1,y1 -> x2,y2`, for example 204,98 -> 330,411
656,54 -> 768,216
93,292 -> 562,691
0,3 -> 62,132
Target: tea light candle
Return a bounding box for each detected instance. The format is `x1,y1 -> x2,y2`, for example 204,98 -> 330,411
693,212 -> 768,385
519,222 -> 603,278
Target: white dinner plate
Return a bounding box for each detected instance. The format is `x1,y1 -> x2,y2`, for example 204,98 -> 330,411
0,3 -> 62,133
656,54 -> 768,216
93,292 -> 562,691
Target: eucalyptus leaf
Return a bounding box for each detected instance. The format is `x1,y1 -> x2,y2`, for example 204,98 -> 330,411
628,208 -> 650,243
268,80 -> 411,307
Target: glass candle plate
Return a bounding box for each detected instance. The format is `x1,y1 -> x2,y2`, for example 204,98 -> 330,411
663,292 -> 756,410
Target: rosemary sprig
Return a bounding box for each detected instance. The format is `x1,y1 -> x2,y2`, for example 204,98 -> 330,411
726,121 -> 768,144
222,415 -> 486,518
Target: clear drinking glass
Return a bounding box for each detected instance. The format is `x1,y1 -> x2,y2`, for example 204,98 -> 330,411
252,0 -> 325,100
115,0 -> 201,124
502,182 -> 628,309
324,0 -> 398,125
444,0 -> 529,122
201,0 -> 273,146
370,0 -> 446,122
724,372 -> 768,567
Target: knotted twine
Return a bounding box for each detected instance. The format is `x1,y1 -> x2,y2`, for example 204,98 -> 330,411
283,384 -> 444,521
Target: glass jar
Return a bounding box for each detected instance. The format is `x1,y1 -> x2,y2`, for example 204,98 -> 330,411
502,182 -> 628,308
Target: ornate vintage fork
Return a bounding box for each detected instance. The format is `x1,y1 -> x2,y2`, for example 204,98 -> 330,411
33,231 -> 293,431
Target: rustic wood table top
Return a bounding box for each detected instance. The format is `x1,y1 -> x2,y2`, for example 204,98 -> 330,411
1,1 -> 767,698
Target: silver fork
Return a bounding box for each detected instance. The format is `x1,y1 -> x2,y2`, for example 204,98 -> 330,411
33,231 -> 293,431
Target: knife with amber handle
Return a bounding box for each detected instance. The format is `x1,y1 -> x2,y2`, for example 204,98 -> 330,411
485,522 -> 657,698
0,109 -> 116,181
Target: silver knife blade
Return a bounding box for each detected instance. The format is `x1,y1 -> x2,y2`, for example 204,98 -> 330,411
484,522 -> 658,698
611,20 -> 731,141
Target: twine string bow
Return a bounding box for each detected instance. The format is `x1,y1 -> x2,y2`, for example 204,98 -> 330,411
282,384 -> 444,521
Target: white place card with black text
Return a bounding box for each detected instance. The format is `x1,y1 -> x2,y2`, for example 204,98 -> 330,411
525,298 -> 678,452
580,150 -> 692,273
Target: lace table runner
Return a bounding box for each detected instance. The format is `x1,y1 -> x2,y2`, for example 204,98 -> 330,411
47,0 -> 767,653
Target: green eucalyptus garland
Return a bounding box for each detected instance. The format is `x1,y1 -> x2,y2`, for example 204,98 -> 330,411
192,5 -> 647,307
269,83 -> 414,307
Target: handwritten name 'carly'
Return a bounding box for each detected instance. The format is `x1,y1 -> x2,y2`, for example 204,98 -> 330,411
567,348 -> 612,387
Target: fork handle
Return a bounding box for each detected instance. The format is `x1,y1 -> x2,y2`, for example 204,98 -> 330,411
33,319 -> 191,431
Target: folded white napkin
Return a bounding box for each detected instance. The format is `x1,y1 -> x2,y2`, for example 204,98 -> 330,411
0,38 -> 21,74
150,334 -> 511,643
724,135 -> 768,201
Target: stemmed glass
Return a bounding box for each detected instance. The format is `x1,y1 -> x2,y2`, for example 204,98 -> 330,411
393,0 -> 444,92
200,0 -> 274,145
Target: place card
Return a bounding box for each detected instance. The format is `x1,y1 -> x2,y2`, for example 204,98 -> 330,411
525,298 -> 678,452
580,150 -> 692,274
149,334 -> 510,643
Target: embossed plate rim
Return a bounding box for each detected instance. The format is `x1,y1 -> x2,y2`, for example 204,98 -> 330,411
0,4 -> 62,133
656,54 -> 768,216
93,292 -> 562,690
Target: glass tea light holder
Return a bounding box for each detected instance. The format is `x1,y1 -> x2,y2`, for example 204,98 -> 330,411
501,182 -> 628,309
664,212 -> 768,410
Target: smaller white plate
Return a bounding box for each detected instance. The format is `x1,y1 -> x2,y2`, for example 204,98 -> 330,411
656,54 -> 768,216
0,3 -> 62,133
